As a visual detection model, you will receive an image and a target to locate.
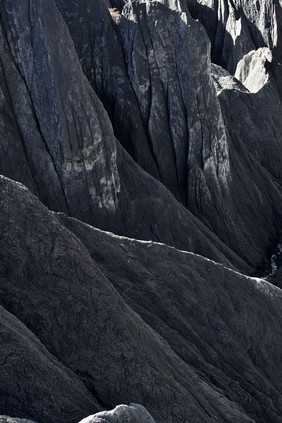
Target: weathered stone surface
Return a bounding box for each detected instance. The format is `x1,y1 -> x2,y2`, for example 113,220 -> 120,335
54,0 -> 282,269
0,175 -> 258,423
1,0 -> 282,271
212,59 -> 282,191
58,211 -> 282,423
79,404 -> 156,423
54,0 -> 160,182
115,0 -> 282,267
0,0 -> 255,273
2,175 -> 282,422
1,0 -> 282,422
0,305 -> 101,423
186,0 -> 282,74
235,47 -> 274,93
118,0 -> 229,205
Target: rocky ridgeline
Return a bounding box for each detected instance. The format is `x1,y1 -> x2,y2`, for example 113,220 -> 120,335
0,0 -> 282,423
0,405 -> 156,423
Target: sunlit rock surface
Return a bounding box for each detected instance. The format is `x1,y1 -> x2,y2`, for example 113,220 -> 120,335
0,0 -> 253,271
79,404 -> 156,423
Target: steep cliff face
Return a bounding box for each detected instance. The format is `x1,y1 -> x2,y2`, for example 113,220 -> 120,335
1,0 -> 282,422
53,0 -> 282,268
0,0 -> 256,272
54,0 -> 160,182
186,0 -> 282,187
186,0 -> 282,74
116,0 -> 282,266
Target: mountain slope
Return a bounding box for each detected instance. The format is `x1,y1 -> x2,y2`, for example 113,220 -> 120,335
0,175 -> 258,423
1,0 -> 282,422
0,0 -> 254,272
54,0 -> 282,268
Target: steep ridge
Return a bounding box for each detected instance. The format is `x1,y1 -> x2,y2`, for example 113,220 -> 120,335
186,0 -> 282,75
212,58 -> 282,188
58,211 -> 282,423
0,0 -> 253,272
117,0 -> 282,266
187,0 -> 282,180
0,176 -> 257,423
1,0 -> 282,421
186,0 -> 282,190
54,0 -> 282,268
54,0 -> 161,184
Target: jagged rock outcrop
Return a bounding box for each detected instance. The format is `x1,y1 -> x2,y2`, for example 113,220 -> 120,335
1,175 -> 282,423
0,0 -> 255,272
235,47 -> 274,93
52,0 -> 282,268
212,57 -> 282,190
115,0 -> 282,267
186,0 -> 282,74
79,404 -> 156,423
185,0 -> 282,168
54,0 -> 160,182
0,404 -> 155,423
1,0 -> 282,422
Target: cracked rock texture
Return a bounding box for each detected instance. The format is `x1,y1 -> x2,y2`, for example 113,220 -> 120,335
1,175 -> 282,423
186,0 -> 282,74
33,0 -> 282,269
0,176 -> 258,423
58,210 -> 282,423
1,0 -> 282,422
0,0 -> 255,273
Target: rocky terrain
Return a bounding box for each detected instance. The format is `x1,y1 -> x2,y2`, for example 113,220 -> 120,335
0,0 -> 282,422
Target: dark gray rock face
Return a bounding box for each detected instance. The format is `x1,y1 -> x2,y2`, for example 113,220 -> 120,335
1,0 -> 282,421
212,59 -> 282,188
79,404 -> 156,423
58,211 -> 282,423
2,0 -> 280,271
54,0 -> 160,182
54,0 -> 282,268
115,0 -> 282,267
0,0 -> 255,273
0,175 -> 256,423
1,0 -> 282,271
1,175 -> 282,423
186,0 -> 282,173
0,305 -> 101,423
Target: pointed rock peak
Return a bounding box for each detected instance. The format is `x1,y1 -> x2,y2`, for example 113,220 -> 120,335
235,47 -> 273,92
79,404 -> 156,423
